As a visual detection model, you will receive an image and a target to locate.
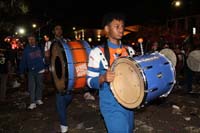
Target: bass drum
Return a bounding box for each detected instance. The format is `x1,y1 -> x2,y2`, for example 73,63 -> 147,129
50,40 -> 91,93
110,52 -> 176,109
186,50 -> 200,72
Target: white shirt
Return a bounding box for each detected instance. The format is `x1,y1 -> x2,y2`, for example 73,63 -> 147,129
44,41 -> 52,52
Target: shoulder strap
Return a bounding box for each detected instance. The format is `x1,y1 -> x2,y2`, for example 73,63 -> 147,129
104,42 -> 110,67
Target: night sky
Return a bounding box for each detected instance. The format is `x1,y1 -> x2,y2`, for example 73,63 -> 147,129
17,0 -> 200,36
27,1 -> 172,28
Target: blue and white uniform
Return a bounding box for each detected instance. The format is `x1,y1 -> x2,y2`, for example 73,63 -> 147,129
87,40 -> 135,133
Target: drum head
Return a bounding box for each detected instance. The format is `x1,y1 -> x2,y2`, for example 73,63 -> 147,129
187,50 -> 200,72
110,57 -> 145,109
160,48 -> 177,67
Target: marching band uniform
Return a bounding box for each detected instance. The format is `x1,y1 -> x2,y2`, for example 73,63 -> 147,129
87,40 -> 135,133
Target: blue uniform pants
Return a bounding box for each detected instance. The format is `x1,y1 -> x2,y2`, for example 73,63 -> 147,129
56,92 -> 73,126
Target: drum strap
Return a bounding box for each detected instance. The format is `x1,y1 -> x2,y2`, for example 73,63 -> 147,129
104,42 -> 110,67
104,42 -> 134,67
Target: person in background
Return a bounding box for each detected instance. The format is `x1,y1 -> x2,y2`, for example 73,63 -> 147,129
183,43 -> 195,93
86,12 -> 135,133
51,24 -> 95,133
19,34 -> 46,110
150,41 -> 159,53
44,35 -> 52,71
51,24 -> 73,133
0,42 -> 11,102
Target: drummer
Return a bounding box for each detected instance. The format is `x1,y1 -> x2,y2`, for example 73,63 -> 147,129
86,12 -> 135,132
51,24 -> 73,133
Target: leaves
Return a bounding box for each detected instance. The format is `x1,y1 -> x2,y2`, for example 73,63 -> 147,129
0,0 -> 29,33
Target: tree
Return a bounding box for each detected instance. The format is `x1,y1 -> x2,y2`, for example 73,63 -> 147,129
0,0 -> 29,35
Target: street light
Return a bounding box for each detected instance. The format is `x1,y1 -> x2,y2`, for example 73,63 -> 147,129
18,27 -> 26,35
172,0 -> 182,8
32,24 -> 37,28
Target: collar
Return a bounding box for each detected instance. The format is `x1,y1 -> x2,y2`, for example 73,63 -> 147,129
107,40 -> 122,49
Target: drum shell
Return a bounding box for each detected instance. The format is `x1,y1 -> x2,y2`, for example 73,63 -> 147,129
133,53 -> 176,104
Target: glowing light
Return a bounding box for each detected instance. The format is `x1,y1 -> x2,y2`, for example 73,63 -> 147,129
131,42 -> 135,45
193,27 -> 196,35
88,38 -> 92,42
175,1 -> 181,7
32,24 -> 37,28
97,34 -> 101,38
172,0 -> 182,8
138,38 -> 143,43
18,28 -> 25,35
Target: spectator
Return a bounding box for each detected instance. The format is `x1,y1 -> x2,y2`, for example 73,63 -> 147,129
44,35 -> 52,70
19,34 -> 46,110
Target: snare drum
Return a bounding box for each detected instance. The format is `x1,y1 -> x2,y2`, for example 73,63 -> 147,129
50,40 -> 91,92
110,52 -> 176,109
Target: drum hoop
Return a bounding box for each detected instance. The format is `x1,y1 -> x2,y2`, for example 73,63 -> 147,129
62,41 -> 75,89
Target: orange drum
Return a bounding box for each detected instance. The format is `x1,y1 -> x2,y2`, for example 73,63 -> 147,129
50,40 -> 91,93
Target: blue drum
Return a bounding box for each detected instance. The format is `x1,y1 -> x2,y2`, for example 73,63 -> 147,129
110,52 -> 176,109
